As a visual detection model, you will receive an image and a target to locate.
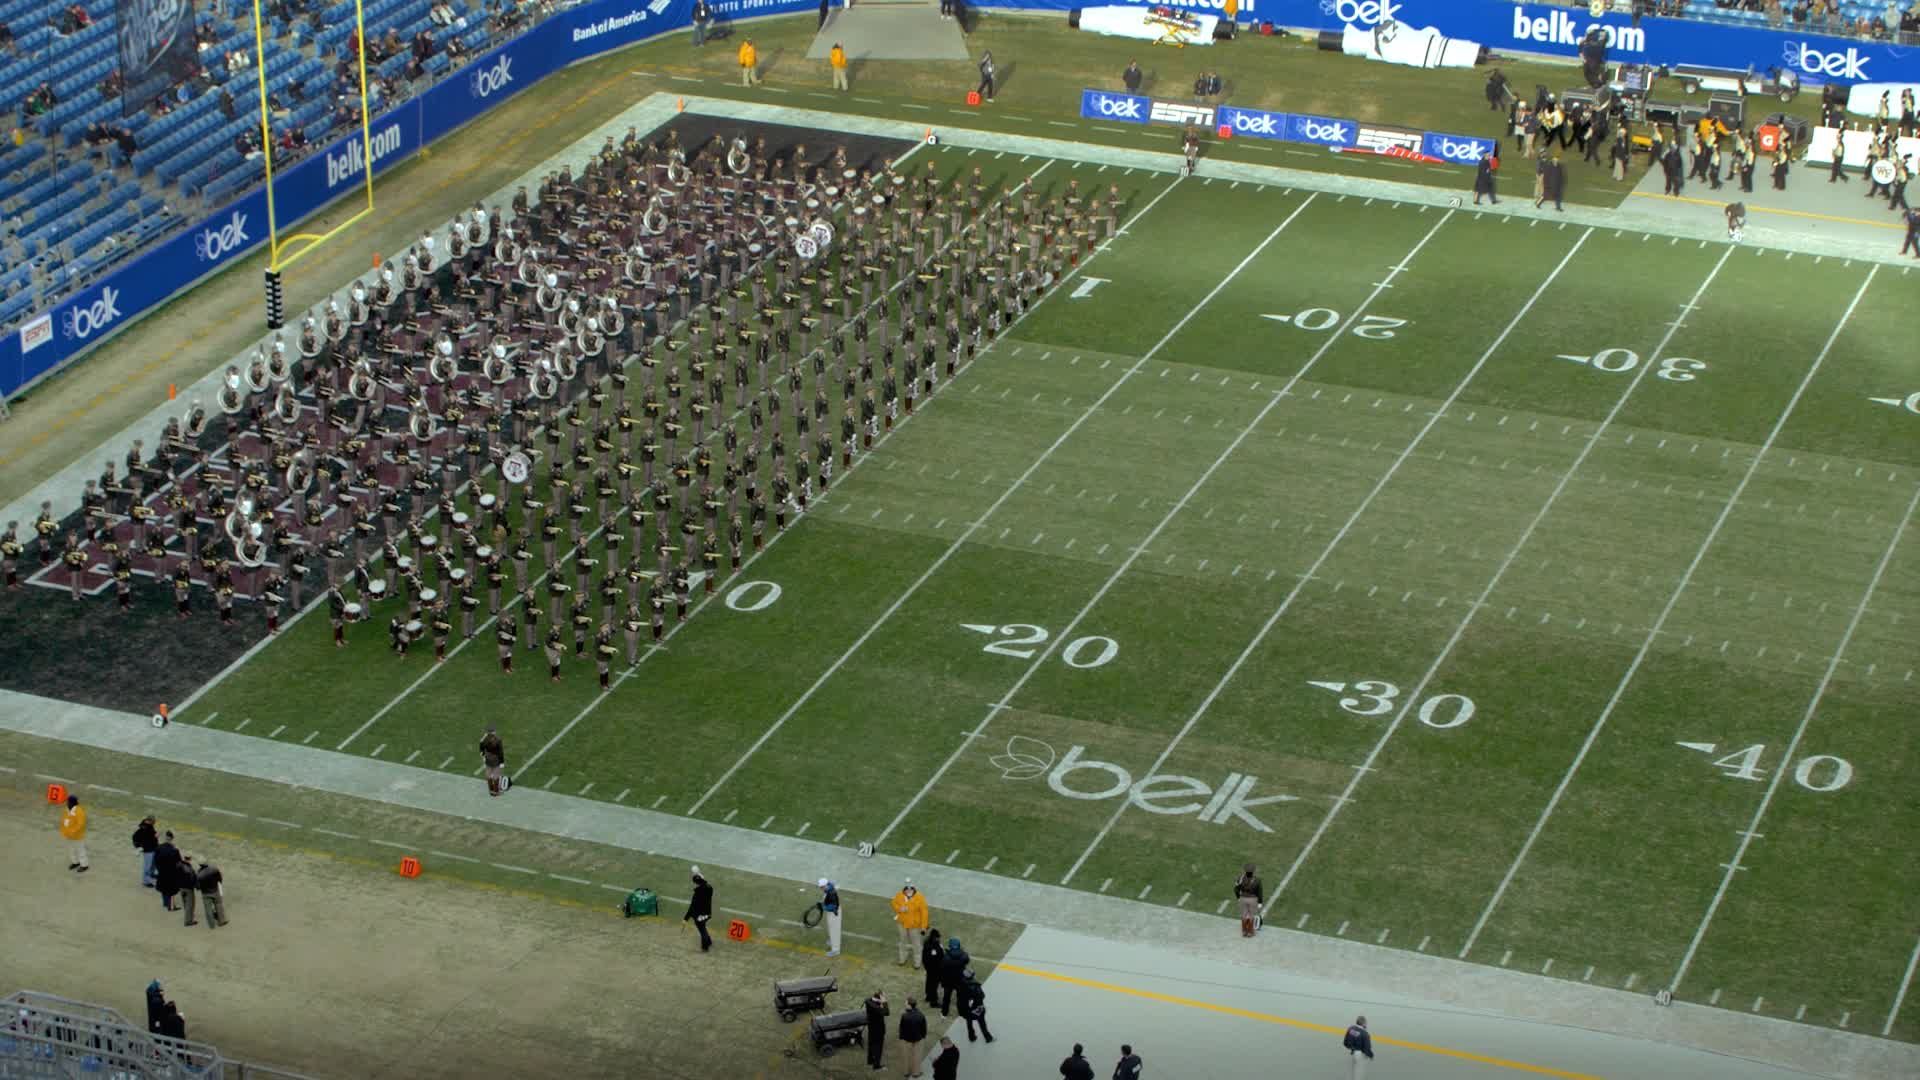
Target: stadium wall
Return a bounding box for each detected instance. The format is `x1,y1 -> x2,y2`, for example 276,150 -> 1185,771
0,0 -> 812,401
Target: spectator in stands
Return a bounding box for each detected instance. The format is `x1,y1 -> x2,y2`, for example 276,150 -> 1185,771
380,27 -> 403,61
226,47 -> 248,74
85,120 -> 114,145
447,35 -> 468,64
56,3 -> 90,34
100,69 -> 124,98
332,101 -> 356,129
412,29 -> 435,62
23,82 -> 56,117
0,21 -> 14,53
115,125 -> 136,157
221,87 -> 238,120
431,0 -> 455,25
235,129 -> 260,159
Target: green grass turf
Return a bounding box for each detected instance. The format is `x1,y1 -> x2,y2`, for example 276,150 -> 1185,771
627,11 -> 1815,208
179,145 -> 1920,1043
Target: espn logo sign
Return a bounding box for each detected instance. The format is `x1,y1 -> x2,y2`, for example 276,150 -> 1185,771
1149,101 -> 1215,128
1356,125 -> 1425,154
19,312 -> 53,355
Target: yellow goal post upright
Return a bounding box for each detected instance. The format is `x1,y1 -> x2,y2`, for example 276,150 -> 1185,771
251,0 -> 375,328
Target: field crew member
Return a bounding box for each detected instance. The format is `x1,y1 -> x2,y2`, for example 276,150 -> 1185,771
60,793 -> 89,872
818,877 -> 842,956
829,42 -> 848,92
892,877 -> 929,966
738,38 -> 758,87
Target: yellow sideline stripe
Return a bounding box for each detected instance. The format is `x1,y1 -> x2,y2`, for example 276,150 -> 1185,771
1628,189 -> 1904,230
997,961 -> 1605,1080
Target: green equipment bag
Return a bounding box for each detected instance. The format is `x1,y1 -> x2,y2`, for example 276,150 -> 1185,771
622,888 -> 659,918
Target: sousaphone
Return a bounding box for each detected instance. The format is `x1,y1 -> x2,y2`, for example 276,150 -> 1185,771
495,223 -> 522,266
285,451 -> 315,496
236,519 -> 269,567
267,333 -> 294,383
641,195 -> 668,236
409,404 -> 437,441
429,332 -> 458,383
347,360 -> 378,401
402,252 -> 426,291
374,266 -> 399,307
183,401 -> 209,439
536,268 -> 565,313
299,314 -> 325,358
219,366 -> 248,414
529,358 -> 560,400
448,220 -> 471,260
726,137 -> 751,176
245,349 -> 273,394
624,247 -> 654,286
598,295 -> 625,338
577,312 -> 606,358
558,294 -> 584,336
551,337 -> 579,381
273,382 -> 300,425
483,335 -> 514,384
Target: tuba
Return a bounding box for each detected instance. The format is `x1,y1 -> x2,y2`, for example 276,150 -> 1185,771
373,267 -> 398,307
402,253 -> 426,291
550,338 -> 579,381
245,349 -> 272,394
466,207 -> 488,247
300,315 -> 324,357
516,247 -> 541,287
529,358 -> 559,400
429,332 -> 458,383
219,367 -> 248,414
577,312 -> 605,358
348,282 -> 370,326
641,195 -> 668,236
273,382 -> 301,425
624,248 -> 654,286
483,336 -> 513,384
536,268 -> 564,313
409,404 -> 437,441
225,493 -> 257,545
495,223 -> 522,266
448,220 -> 469,260
558,294 -> 583,336
727,137 -> 751,176
267,333 -> 294,383
183,401 -> 209,439
237,519 -> 268,567
598,295 -> 625,338
665,150 -> 690,188
348,361 -> 378,401
286,452 -> 315,496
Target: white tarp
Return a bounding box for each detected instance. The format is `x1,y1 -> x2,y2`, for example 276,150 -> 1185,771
1843,82 -> 1920,118
1340,20 -> 1480,69
1078,5 -> 1220,46
1802,125 -> 1920,167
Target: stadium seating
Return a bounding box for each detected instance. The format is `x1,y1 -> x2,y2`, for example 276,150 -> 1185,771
0,0 -> 506,343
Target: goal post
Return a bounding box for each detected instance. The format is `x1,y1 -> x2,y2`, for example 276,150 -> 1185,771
251,0 -> 375,325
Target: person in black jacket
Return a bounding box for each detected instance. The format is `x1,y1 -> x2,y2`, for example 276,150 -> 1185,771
975,51 -> 994,102
1114,1043 -> 1143,1080
132,816 -> 159,887
899,997 -> 928,1077
1472,152 -> 1499,205
685,867 -> 714,951
864,989 -> 889,1070
145,980 -> 169,1034
921,928 -> 946,1008
958,971 -> 993,1043
152,832 -> 182,911
931,1037 -> 960,1080
1121,59 -> 1141,94
1060,1043 -> 1094,1080
938,936 -> 970,1014
1343,1016 -> 1375,1075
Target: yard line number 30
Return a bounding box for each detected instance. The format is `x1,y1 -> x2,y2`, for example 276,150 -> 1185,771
1310,678 -> 1476,728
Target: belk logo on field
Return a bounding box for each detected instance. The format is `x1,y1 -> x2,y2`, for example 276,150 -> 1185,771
1782,40 -> 1868,80
997,738 -> 1298,832
469,54 -> 514,99
61,286 -> 123,341
194,211 -> 250,262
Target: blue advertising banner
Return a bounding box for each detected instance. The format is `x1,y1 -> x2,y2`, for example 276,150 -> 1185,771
1420,130 -> 1496,165
1261,0 -> 1917,86
1287,113 -> 1358,149
1,0 -> 786,399
1215,104 -> 1286,139
1080,88 -> 1151,124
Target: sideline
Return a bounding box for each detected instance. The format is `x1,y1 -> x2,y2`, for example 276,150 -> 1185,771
1628,189 -> 1905,230
0,691 -> 1911,1080
997,961 -> 1603,1080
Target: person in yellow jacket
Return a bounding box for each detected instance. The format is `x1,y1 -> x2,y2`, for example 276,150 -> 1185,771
738,38 -> 758,87
829,43 -> 848,92
60,793 -> 90,872
891,878 -> 929,967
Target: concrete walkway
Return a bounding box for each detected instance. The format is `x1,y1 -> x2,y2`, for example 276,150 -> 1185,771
0,690 -> 1910,1080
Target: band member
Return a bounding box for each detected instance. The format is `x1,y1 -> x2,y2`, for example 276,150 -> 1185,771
595,622 -> 616,688
173,561 -> 193,619
113,554 -> 134,613
328,585 -> 348,646
672,560 -> 691,622
262,571 -> 286,633
1183,123 -> 1200,176
431,600 -> 453,662
545,626 -> 565,681
623,601 -> 644,665
571,591 -> 594,657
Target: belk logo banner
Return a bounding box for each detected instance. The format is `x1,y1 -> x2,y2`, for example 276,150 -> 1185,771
62,287 -> 124,342
193,211 -> 251,262
468,54 -> 515,99
1080,89 -> 1149,124
1288,113 -> 1357,148
1216,105 -> 1287,139
1421,131 -> 1496,164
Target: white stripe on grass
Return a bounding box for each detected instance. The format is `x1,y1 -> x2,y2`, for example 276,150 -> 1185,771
1460,265 -> 1882,963
683,173 -> 1194,817
1066,225 -> 1594,888
880,195 -> 1331,850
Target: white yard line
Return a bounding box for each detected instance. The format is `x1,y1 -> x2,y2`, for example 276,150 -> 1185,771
682,174 -> 1193,816
1888,934 -> 1920,1036
1270,240 -> 1735,908
1458,265 -> 1881,962
1668,479 -> 1920,994
513,162 -> 1080,783
875,193 -> 1325,849
1064,223 -> 1590,887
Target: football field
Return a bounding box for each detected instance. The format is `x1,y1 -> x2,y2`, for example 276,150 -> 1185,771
180,143 -> 1920,1041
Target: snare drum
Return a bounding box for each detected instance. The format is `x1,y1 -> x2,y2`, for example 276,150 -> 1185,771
784,216 -> 800,230
805,198 -> 821,212
448,567 -> 468,584
344,602 -> 364,622
452,511 -> 470,528
824,185 -> 840,199
396,556 -> 414,573
404,620 -> 424,638
476,545 -> 494,561
749,242 -> 764,256
843,168 -> 857,182
478,493 -> 498,510
418,534 -> 439,552
366,579 -> 389,599
419,588 -> 439,604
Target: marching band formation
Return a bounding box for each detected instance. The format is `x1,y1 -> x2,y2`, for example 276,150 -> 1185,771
3,123 -> 1128,690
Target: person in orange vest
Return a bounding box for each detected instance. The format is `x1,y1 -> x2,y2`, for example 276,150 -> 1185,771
829,42 -> 848,92
738,38 -> 758,87
890,877 -> 930,966
60,793 -> 89,872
